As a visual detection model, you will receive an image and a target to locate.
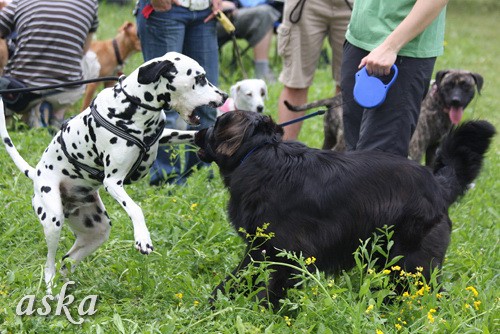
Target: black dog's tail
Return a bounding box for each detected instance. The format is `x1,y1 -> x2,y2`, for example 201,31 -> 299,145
433,120 -> 495,206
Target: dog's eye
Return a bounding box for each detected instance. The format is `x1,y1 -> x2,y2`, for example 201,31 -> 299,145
260,89 -> 265,97
195,74 -> 207,87
246,92 -> 253,97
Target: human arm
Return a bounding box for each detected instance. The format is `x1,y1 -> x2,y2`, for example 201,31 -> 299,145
150,0 -> 181,12
204,0 -> 223,22
360,0 -> 449,76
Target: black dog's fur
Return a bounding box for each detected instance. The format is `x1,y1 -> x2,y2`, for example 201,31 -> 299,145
196,111 -> 495,307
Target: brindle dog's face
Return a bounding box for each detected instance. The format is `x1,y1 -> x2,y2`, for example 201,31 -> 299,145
195,110 -> 283,166
435,70 -> 483,125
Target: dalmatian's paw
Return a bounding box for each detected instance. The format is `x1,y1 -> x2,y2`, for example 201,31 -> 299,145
134,235 -> 154,254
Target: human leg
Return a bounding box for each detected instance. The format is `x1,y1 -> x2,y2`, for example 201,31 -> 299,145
181,9 -> 219,177
277,86 -> 308,140
277,0 -> 329,140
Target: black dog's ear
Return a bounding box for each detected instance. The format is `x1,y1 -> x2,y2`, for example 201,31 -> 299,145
470,72 -> 484,95
435,70 -> 449,85
216,115 -> 252,157
137,60 -> 178,85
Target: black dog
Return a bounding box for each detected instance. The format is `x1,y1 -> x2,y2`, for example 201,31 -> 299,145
196,110 -> 495,307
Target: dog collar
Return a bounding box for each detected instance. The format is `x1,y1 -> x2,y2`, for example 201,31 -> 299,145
112,39 -> 123,66
240,142 -> 271,165
118,77 -> 165,111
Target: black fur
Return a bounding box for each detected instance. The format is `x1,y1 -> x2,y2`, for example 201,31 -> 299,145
196,110 -> 495,308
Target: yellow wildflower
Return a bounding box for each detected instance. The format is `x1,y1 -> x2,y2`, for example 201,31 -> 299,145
395,323 -> 402,330
427,308 -> 436,323
473,300 -> 481,310
466,286 -> 479,297
305,256 -> 316,265
382,269 -> 391,275
171,198 -> 177,203
284,316 -> 292,326
376,329 -> 384,334
365,304 -> 374,313
193,300 -> 199,307
391,265 -> 401,271
175,292 -> 183,299
190,203 -> 198,211
416,266 -> 423,272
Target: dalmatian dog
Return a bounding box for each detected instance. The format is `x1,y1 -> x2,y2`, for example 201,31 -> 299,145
0,52 -> 227,293
217,78 -> 267,115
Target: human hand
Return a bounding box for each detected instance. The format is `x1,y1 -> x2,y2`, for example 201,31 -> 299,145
204,0 -> 223,23
359,43 -> 398,77
151,0 -> 180,12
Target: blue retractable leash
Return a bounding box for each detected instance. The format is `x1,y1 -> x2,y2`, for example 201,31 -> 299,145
280,64 -> 399,127
353,64 -> 398,109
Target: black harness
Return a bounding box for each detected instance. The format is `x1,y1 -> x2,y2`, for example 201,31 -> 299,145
59,83 -> 165,183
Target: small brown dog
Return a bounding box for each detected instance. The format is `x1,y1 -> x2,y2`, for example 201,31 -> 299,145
81,21 -> 141,111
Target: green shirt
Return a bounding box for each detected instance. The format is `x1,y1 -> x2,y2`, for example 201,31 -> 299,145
346,0 -> 446,58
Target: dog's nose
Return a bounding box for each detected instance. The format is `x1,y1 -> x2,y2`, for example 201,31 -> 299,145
257,105 -> 264,113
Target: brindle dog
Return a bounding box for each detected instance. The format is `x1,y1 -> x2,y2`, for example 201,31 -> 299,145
409,70 -> 483,165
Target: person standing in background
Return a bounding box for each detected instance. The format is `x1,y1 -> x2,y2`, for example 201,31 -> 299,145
277,0 -> 352,140
341,0 -> 448,157
135,0 -> 222,186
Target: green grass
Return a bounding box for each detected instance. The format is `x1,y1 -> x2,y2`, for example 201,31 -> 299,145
0,1 -> 499,333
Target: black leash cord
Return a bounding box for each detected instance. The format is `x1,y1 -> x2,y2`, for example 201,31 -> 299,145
279,109 -> 326,127
0,76 -> 120,94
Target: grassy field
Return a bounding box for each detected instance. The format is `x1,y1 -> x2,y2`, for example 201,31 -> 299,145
0,1 -> 498,333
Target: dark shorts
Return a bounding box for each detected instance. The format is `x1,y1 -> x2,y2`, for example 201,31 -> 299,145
341,41 -> 436,157
217,5 -> 280,47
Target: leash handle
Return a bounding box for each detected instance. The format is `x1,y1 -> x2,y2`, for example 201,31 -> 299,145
215,10 -> 235,33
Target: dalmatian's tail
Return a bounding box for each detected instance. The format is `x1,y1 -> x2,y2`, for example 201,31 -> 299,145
0,98 -> 36,180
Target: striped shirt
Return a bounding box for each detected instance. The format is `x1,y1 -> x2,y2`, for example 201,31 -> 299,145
0,0 -> 98,90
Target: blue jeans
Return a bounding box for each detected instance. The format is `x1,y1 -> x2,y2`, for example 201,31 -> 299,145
136,1 -> 219,184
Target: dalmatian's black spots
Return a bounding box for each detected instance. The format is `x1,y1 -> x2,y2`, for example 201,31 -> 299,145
110,137 -> 118,144
72,143 -> 78,150
77,153 -> 85,159
48,165 -> 53,170
84,216 -> 93,228
122,201 -> 127,207
195,74 -> 208,87
157,92 -> 171,107
92,214 -> 101,223
24,170 -> 29,177
166,83 -> 176,91
175,57 -> 180,61
87,150 -> 93,157
3,137 -> 13,147
52,217 -> 56,222
41,212 -> 46,221
37,170 -> 41,176
56,221 -> 61,227
117,180 -> 122,185
105,155 -> 111,167
57,156 -> 63,161
187,69 -> 192,76
144,92 -> 154,102
62,169 -> 70,176
88,121 -> 97,143
178,134 -> 194,140
112,168 -> 118,174
84,135 -> 90,143
41,186 -> 52,193
37,207 -> 43,215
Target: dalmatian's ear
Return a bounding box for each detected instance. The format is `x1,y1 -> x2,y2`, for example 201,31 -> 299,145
137,60 -> 178,85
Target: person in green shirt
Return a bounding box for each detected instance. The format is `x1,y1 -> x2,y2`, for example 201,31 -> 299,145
341,0 -> 449,157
